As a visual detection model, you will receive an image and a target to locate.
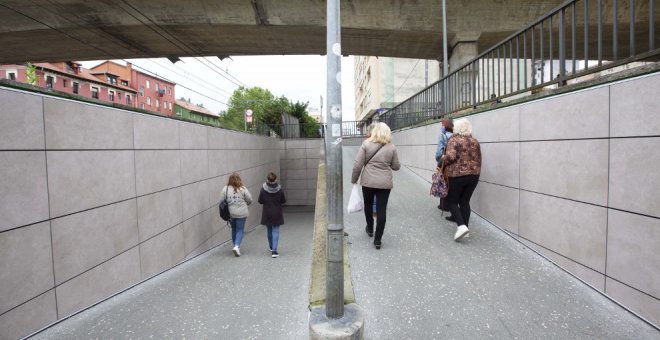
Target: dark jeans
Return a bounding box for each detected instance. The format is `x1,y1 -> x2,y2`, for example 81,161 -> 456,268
362,186 -> 391,243
446,175 -> 479,227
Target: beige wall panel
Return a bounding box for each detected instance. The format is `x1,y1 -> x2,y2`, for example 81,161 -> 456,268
519,191 -> 607,272
51,200 -> 138,284
0,222 -> 53,315
609,137 -> 660,218
607,209 -> 660,298
520,140 -> 608,206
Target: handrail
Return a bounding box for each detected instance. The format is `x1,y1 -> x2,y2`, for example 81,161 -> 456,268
377,0 -> 660,131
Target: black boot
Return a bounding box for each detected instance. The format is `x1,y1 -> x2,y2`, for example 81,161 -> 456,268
445,215 -> 456,222
374,240 -> 381,249
365,226 -> 373,237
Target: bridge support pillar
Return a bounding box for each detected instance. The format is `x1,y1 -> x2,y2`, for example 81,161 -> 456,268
448,35 -> 480,108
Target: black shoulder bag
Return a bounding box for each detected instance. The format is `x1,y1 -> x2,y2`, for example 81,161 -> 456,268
219,186 -> 230,222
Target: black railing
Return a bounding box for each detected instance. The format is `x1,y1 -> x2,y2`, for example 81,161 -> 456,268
250,121 -> 370,139
379,0 -> 659,130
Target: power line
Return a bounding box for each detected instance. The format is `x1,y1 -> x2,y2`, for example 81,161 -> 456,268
114,0 -> 247,88
149,59 -> 233,97
0,2 -> 229,107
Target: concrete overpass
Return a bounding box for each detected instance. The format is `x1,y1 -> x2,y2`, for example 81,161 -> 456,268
0,0 -> 600,63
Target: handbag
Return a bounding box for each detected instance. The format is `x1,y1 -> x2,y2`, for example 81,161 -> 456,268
430,161 -> 448,198
219,186 -> 231,221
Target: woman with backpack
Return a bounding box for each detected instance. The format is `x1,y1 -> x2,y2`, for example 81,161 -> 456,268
258,172 -> 286,258
221,172 -> 253,257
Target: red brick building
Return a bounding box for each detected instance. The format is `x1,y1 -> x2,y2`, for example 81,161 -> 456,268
90,61 -> 176,115
0,62 -> 137,107
0,61 -> 176,116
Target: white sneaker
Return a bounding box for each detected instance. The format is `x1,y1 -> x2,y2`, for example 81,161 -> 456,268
232,246 -> 241,257
454,225 -> 469,241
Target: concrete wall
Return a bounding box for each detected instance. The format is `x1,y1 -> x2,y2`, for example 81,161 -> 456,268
0,86 -> 321,339
391,72 -> 660,326
280,139 -> 322,206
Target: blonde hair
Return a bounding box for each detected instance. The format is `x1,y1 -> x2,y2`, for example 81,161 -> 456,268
453,118 -> 473,136
228,172 -> 243,192
368,122 -> 392,144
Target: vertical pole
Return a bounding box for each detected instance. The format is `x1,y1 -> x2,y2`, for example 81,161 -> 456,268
325,0 -> 344,319
442,0 -> 449,115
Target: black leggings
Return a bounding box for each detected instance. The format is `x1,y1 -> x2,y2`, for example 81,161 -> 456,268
446,175 -> 479,227
362,186 -> 391,242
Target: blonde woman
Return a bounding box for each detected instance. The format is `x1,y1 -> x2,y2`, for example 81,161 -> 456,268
442,118 -> 481,241
221,172 -> 253,256
351,122 -> 401,249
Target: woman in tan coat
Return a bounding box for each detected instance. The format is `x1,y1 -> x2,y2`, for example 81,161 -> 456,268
351,122 -> 401,249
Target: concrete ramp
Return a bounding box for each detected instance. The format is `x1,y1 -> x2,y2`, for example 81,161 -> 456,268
342,145 -> 659,339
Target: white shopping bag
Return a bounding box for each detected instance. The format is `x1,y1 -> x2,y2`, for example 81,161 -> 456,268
347,184 -> 364,213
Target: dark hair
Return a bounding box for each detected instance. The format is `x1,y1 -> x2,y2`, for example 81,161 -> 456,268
267,172 -> 277,183
442,119 -> 454,133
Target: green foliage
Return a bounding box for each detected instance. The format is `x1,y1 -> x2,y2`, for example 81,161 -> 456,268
25,62 -> 38,86
220,86 -> 320,137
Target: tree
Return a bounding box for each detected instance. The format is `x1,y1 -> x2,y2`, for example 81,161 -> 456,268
25,62 -> 38,86
220,86 -> 320,137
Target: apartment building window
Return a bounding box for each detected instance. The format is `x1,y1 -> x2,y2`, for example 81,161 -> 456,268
139,85 -> 144,97
73,82 -> 79,94
146,80 -> 150,89
121,80 -> 128,86
109,90 -> 115,101
126,94 -> 132,105
117,92 -> 122,101
140,103 -> 145,109
147,97 -> 151,105
46,76 -> 54,89
91,86 -> 99,99
168,102 -> 172,110
107,76 -> 117,85
168,87 -> 172,95
62,79 -> 67,88
156,99 -> 159,108
7,71 -> 17,80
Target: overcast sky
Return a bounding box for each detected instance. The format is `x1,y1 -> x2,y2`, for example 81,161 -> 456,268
81,55 -> 355,120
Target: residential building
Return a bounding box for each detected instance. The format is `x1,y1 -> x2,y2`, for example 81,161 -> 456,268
175,98 -> 219,126
90,61 -> 176,115
354,57 -> 441,121
0,62 -> 137,107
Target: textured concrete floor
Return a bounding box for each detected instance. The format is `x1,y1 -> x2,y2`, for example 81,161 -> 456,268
25,146 -> 660,339
29,208 -> 314,340
342,145 -> 659,339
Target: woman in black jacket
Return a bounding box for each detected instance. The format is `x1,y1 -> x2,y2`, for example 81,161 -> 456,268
258,172 -> 286,258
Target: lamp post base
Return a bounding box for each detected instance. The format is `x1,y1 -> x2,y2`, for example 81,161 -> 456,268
309,303 -> 364,340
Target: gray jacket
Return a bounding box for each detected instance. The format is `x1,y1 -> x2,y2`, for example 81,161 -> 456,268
351,140 -> 401,189
221,186 -> 253,218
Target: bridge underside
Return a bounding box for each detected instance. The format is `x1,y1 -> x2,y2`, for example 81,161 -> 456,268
0,0 -> 579,63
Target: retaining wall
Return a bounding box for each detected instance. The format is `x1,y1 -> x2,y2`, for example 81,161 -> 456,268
0,86 -> 319,339
392,71 -> 660,326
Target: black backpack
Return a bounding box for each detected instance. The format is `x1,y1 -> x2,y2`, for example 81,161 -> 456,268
219,187 -> 230,221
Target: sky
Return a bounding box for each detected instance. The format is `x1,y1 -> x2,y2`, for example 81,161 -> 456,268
81,55 -> 355,120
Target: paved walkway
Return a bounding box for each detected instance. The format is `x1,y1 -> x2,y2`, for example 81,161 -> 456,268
30,207 -> 315,340
342,145 -> 659,339
28,147 -> 660,339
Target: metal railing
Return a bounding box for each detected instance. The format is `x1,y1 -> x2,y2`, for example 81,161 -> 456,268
379,0 -> 659,130
251,121 -> 370,139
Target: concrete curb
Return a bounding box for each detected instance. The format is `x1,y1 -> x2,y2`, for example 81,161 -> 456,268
308,146 -> 364,339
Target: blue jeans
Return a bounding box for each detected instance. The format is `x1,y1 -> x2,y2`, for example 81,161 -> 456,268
231,218 -> 246,247
267,225 -> 280,251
